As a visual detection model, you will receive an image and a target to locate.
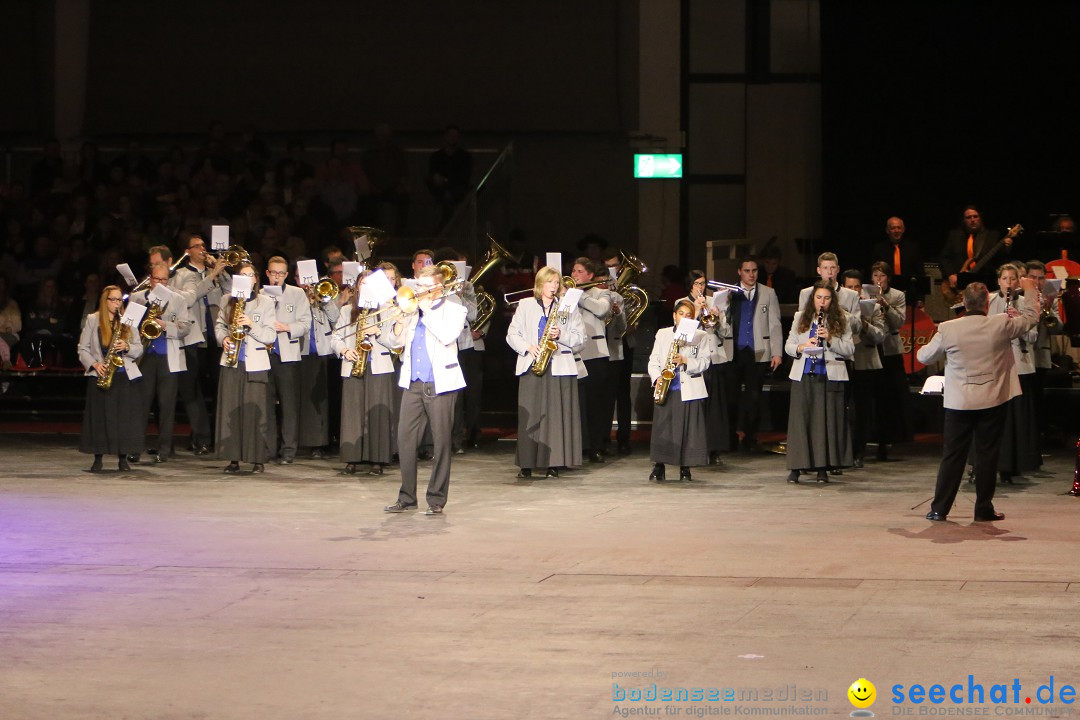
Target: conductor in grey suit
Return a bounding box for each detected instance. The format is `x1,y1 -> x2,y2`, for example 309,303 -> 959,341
917,277 -> 1038,522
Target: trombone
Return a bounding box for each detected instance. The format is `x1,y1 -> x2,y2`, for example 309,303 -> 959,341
503,275 -> 582,305
130,251 -> 191,295
335,266 -> 464,342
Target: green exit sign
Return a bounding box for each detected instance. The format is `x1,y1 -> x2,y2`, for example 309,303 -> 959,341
634,153 -> 683,179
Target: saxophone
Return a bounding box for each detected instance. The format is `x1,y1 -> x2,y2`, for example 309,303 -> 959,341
529,299 -> 561,376
223,297 -> 246,368
140,300 -> 164,342
652,335 -> 682,405
350,306 -> 372,378
97,311 -> 125,390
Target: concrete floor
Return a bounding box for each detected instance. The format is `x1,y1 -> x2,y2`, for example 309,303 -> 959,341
0,434 -> 1078,720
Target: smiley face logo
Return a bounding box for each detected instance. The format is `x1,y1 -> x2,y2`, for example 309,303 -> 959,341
848,678 -> 876,710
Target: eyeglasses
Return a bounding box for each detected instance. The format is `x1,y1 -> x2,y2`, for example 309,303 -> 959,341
267,270 -> 287,277
106,296 -> 123,302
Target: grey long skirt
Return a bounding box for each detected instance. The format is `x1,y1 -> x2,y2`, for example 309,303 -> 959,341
215,363 -> 273,464
650,388 -> 709,467
80,375 -> 143,455
339,370 -> 397,464
998,373 -> 1041,474
516,372 -> 582,469
785,374 -> 852,471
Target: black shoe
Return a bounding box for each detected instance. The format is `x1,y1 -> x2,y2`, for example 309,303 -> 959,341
1000,473 -> 1013,485
589,451 -> 605,463
545,467 -> 559,478
276,457 -> 293,465
816,471 -> 829,484
875,446 -> 888,462
830,468 -> 843,476
709,452 -> 724,467
516,468 -> 532,479
341,463 -> 357,475
311,448 -> 325,460
127,454 -> 140,464
649,463 -> 665,482
974,511 -> 1005,522
418,450 -> 434,461
617,443 -> 631,456
925,511 -> 947,522
852,457 -> 864,469
193,445 -> 211,456
118,457 -> 131,472
224,462 -> 240,474
252,463 -> 264,473
424,505 -> 444,515
88,458 -> 103,473
679,466 -> 692,481
786,470 -> 800,484
368,464 -> 384,476
384,501 -> 417,513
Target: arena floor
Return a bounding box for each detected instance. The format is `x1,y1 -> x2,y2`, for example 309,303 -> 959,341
1,433 -> 1077,719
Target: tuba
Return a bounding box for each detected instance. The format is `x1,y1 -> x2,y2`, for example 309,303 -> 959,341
469,234 -> 515,330
653,335 -> 682,405
346,225 -> 386,263
140,301 -> 165,341
97,311 -> 125,390
615,251 -> 650,329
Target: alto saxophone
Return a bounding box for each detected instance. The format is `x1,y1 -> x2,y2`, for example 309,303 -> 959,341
530,300 -> 561,376
223,297 -> 246,368
350,306 -> 372,378
653,335 -> 682,405
97,311 -> 125,390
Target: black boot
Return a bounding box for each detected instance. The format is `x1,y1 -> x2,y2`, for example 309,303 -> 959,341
649,463 -> 665,482
786,470 -> 800,484
117,454 -> 131,472
88,455 -> 103,473
679,466 -> 692,481
816,470 -> 829,484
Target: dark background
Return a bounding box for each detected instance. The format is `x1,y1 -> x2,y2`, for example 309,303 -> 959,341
821,0 -> 1080,269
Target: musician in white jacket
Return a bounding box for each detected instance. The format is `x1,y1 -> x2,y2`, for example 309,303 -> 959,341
647,299 -> 711,482
380,265 -> 468,515
214,264 -> 277,474
784,281 -> 855,484
78,285 -> 144,472
506,266 -> 586,479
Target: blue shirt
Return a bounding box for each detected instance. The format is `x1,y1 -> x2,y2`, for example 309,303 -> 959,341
410,315 -> 434,383
148,334 -> 167,355
801,322 -> 827,376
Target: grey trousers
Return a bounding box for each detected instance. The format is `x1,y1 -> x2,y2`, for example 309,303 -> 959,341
139,351 -> 179,453
268,353 -> 301,460
397,380 -> 456,508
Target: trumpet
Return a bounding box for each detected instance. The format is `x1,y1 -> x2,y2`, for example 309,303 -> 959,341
311,277 -> 339,304
210,245 -> 250,268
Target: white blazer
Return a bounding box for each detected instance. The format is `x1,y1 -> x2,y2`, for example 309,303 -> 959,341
785,311 -> 855,382
506,296 -> 586,377
678,294 -> 731,364
306,300 -> 340,357
577,288 -> 612,361
215,293 -> 277,372
263,284 -> 311,363
129,289 -> 193,373
879,287 -> 906,357
604,290 -> 628,361
852,304 -> 886,371
647,327 -> 711,401
77,312 -> 144,381
173,264 -> 230,347
454,281 -> 479,351
380,300 -> 468,394
988,293 -> 1037,376
332,304 -> 395,377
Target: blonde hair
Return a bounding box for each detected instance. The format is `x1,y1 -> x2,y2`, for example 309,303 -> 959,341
533,266 -> 561,302
97,285 -> 130,348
